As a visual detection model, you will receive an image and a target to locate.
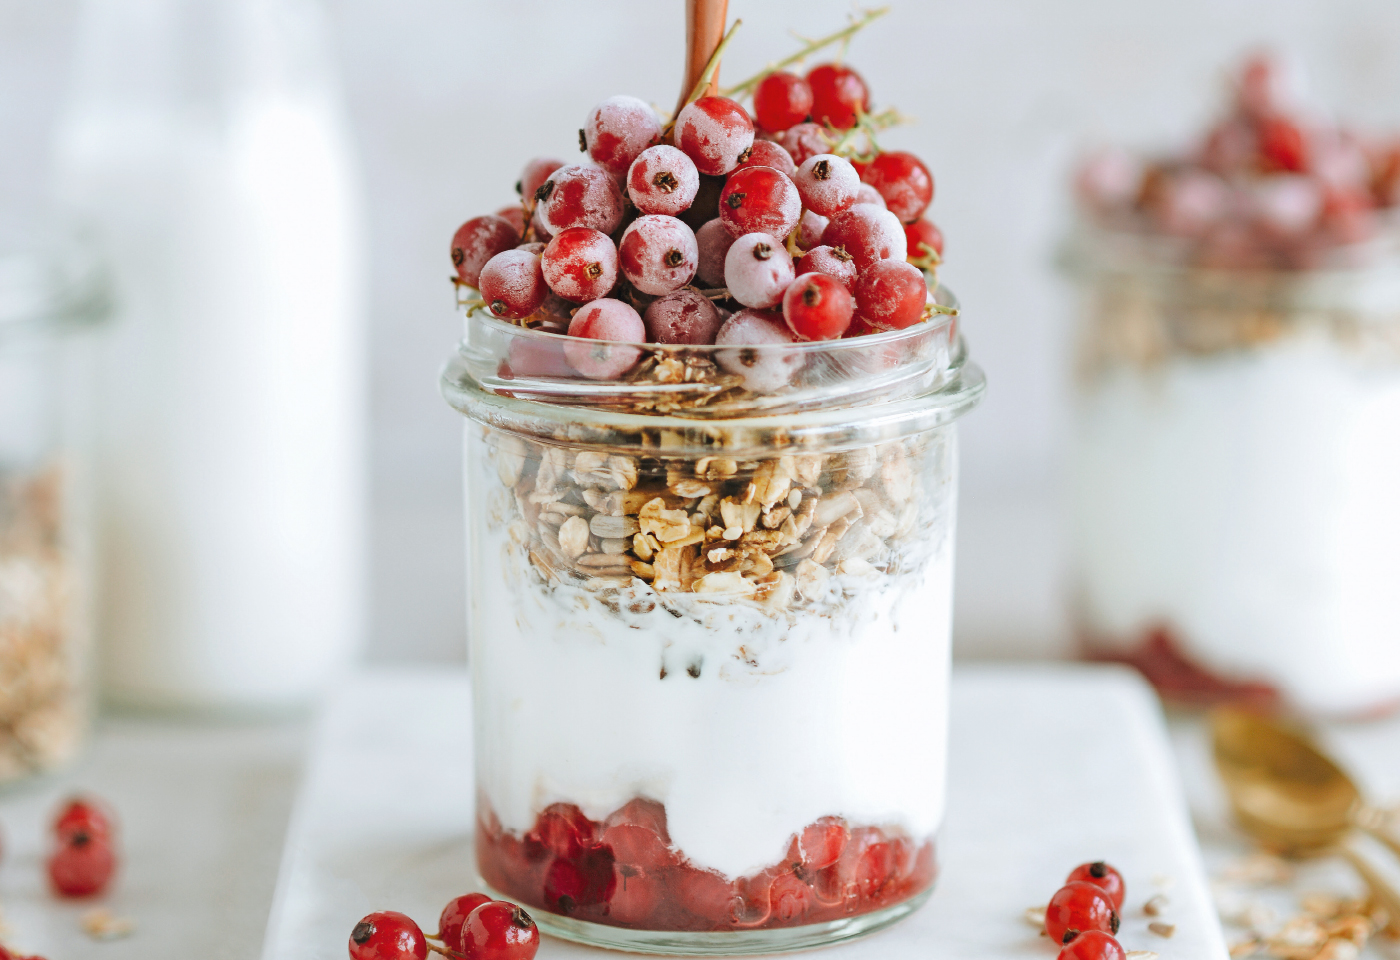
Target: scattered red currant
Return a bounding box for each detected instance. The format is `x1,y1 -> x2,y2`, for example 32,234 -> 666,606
674,96 -> 755,176
535,164 -> 625,235
451,216 -> 520,288
583,95 -> 662,178
823,203 -> 907,269
628,145 -> 700,217
695,218 -> 737,287
1066,861 -> 1126,911
754,71 -> 814,132
783,272 -> 854,341
618,215 -> 699,295
644,289 -> 724,345
805,63 -> 869,130
438,893 -> 494,953
48,831 -> 116,898
564,299 -> 645,379
861,151 -> 934,223
795,245 -> 857,290
724,232 -> 796,309
460,901 -> 540,960
349,911 -> 427,960
1057,930 -> 1126,960
541,227 -> 618,303
479,250 -> 548,320
715,308 -> 803,393
1045,882 -> 1120,945
719,165 -> 801,240
734,139 -> 797,178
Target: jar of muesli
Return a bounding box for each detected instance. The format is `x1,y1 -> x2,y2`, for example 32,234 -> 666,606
441,288 -> 982,954
0,231 -> 107,781
1064,223 -> 1400,717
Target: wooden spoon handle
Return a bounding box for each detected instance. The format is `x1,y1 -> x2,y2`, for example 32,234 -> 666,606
1356,805 -> 1400,863
678,0 -> 730,114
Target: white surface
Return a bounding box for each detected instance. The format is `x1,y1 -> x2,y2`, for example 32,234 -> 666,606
52,0 -> 370,709
1074,332 -> 1400,714
261,664 -> 1229,959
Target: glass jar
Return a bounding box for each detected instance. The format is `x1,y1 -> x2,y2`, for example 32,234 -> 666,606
0,232 -> 108,781
441,292 -> 983,954
1065,225 -> 1400,716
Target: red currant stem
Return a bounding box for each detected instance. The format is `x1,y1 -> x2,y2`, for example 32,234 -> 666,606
785,228 -> 804,259
720,6 -> 890,101
428,943 -> 468,960
927,302 -> 958,317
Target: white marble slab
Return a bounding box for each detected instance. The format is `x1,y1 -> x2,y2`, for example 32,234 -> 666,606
261,663 -> 1227,959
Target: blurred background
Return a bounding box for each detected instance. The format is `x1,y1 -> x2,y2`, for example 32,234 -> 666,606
4,0 -> 1400,668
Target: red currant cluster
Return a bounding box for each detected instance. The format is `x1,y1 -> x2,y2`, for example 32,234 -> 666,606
1078,54 -> 1400,270
349,895 -> 539,960
1045,862 -> 1127,960
48,796 -> 118,898
449,25 -> 945,384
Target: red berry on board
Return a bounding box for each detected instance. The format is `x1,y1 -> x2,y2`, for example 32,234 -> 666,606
724,233 -> 795,309
783,272 -> 854,341
674,96 -> 755,176
564,299 -> 645,380
628,145 -> 700,217
795,245 -> 857,290
1066,861 -> 1126,911
904,218 -> 944,262
805,63 -> 870,130
54,797 -> 113,844
461,901 -> 540,960
452,216 -> 521,288
719,165 -> 801,240
861,151 -> 934,223
535,165 -> 625,235
644,288 -> 724,345
479,250 -> 548,320
734,139 -> 797,178
48,831 -> 116,898
824,204 -> 907,269
541,227 -> 618,303
349,911 -> 428,960
1046,882 -> 1120,945
792,154 -> 860,218
1057,930 -> 1127,960
754,72 -> 814,132
438,893 -> 494,953
618,215 -> 699,295
584,95 -> 662,178
517,158 -> 565,201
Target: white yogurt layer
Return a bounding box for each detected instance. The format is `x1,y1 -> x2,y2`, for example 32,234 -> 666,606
1073,331 -> 1400,714
469,510 -> 953,880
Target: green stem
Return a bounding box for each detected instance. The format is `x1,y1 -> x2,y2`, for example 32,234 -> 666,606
721,6 -> 890,100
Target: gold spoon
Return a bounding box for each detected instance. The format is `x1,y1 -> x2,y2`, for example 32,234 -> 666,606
1211,708 -> 1400,934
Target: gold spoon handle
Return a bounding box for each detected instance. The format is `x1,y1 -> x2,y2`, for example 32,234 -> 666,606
1337,844 -> 1400,937
1356,805 -> 1400,863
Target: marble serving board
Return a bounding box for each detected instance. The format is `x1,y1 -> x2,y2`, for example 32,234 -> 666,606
261,664 -> 1229,959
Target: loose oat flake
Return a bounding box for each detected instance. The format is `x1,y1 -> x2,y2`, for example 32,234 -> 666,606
81,908 -> 135,940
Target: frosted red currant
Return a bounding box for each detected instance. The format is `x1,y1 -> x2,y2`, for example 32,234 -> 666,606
529,202 -> 554,240
854,183 -> 886,208
1258,115 -> 1308,174
618,215 -> 698,295
1057,930 -> 1126,960
783,272 -> 855,340
515,241 -> 546,256
517,157 -> 565,201
349,911 -> 428,960
438,893 -> 493,953
541,227 -> 618,302
451,215 -> 521,288
461,901 -> 540,960
479,250 -> 549,320
776,122 -> 832,166
694,218 -> 736,288
565,299 -> 644,379
823,203 -> 908,269
853,259 -> 927,331
796,209 -> 829,250
795,245 -> 857,289
54,797 -> 113,844
496,206 -> 526,236
754,71 -> 814,132
1066,862 -> 1126,912
792,154 -> 860,217
734,139 -> 797,178
715,308 -> 804,393
861,151 -> 934,223
1046,882 -> 1120,945
724,232 -> 796,309
806,63 -> 869,130
583,95 -> 662,178
719,165 -> 801,240
904,218 -> 944,262
644,289 -> 723,345
48,830 -> 116,898
627,145 -> 700,217
674,96 -> 755,176
535,164 -> 625,235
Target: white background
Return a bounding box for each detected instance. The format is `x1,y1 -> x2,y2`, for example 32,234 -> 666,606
4,0 -> 1400,663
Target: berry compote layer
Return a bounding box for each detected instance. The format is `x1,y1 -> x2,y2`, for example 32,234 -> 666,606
466,426 -> 957,931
